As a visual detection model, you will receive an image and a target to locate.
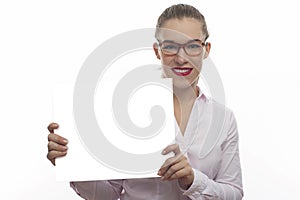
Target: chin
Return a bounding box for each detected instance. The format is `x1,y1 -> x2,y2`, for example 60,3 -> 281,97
172,78 -> 195,89
162,70 -> 199,89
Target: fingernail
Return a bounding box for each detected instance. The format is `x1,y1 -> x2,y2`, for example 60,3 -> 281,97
63,139 -> 68,144
160,176 -> 165,180
162,150 -> 166,154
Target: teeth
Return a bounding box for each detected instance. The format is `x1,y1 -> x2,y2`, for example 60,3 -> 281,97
174,69 -> 190,73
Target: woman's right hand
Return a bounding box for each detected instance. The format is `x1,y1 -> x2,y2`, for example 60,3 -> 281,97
47,122 -> 68,166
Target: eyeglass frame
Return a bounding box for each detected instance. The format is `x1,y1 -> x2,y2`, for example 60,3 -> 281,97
157,39 -> 207,57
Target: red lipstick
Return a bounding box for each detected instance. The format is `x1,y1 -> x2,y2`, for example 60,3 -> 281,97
171,67 -> 193,76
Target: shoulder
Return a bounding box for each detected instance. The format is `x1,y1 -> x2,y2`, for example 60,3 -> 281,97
198,95 -> 238,139
199,94 -> 236,123
195,95 -> 239,157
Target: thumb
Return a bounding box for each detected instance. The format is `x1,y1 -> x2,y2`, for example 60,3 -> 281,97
47,122 -> 59,133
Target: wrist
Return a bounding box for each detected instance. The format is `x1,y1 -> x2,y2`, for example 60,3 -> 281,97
178,172 -> 194,190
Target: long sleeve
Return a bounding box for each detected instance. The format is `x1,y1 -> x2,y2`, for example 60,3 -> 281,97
70,180 -> 123,200
181,112 -> 243,199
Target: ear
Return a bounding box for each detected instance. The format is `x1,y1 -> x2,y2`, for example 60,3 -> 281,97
203,42 -> 211,59
153,42 -> 161,60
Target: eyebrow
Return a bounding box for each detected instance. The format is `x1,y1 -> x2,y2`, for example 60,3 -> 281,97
161,39 -> 202,43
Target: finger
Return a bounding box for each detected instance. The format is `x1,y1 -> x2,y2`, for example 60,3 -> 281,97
168,168 -> 190,181
47,122 -> 59,133
47,151 -> 67,164
162,143 -> 181,156
50,159 -> 55,166
158,153 -> 184,176
48,141 -> 68,152
48,133 -> 68,145
160,157 -> 187,180
161,161 -> 185,180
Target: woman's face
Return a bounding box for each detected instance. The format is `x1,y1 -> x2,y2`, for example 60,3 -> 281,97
154,17 -> 210,89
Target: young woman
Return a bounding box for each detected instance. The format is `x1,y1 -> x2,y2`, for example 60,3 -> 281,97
47,4 -> 243,199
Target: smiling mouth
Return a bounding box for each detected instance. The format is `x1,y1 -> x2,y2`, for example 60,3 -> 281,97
172,67 -> 193,76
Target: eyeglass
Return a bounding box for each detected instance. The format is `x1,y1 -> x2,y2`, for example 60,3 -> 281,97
158,39 -> 206,56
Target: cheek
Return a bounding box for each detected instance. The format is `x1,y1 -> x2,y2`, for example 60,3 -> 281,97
160,56 -> 172,66
190,58 -> 203,70
160,65 -> 169,77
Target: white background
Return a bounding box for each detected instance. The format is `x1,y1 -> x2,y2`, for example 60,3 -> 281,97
0,0 -> 299,199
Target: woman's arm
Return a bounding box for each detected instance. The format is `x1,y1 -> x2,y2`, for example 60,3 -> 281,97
181,112 -> 243,199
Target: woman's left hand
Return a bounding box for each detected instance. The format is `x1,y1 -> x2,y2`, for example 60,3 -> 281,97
158,143 -> 194,190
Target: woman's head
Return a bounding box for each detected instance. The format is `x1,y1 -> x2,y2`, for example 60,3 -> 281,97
153,4 -> 211,90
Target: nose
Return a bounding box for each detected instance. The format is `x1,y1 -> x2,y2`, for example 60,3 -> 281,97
174,47 -> 188,65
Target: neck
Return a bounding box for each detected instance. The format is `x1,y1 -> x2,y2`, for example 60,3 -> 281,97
173,84 -> 199,105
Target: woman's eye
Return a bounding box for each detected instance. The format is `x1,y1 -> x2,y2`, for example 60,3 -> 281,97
187,44 -> 201,49
163,45 -> 177,49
